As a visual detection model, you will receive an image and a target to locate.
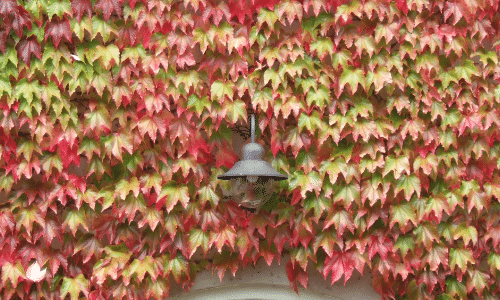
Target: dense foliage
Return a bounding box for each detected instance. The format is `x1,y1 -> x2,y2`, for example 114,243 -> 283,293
1,0 -> 500,299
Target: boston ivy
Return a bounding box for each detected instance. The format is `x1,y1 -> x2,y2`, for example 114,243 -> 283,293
0,0 -> 500,299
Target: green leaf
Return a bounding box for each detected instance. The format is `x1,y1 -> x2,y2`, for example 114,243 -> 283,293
453,223 -> 478,246
158,181 -> 190,212
1,261 -> 25,286
188,229 -> 211,258
390,202 -> 416,229
102,132 -> 133,161
263,68 -> 282,90
310,38 -> 334,60
14,78 -> 42,105
91,16 -> 118,43
0,76 -> 12,97
445,277 -> 467,299
44,0 -> 71,18
257,8 -> 279,29
197,184 -> 220,207
210,80 -> 234,101
395,174 -> 421,200
340,66 -> 365,94
187,94 -> 210,116
225,99 -> 246,125
115,176 -> 140,200
306,84 -> 330,108
94,44 -> 120,69
167,254 -> 189,284
394,235 -> 415,257
288,170 -> 323,197
60,274 -> 89,300
16,205 -> 46,233
62,208 -> 89,236
487,252 -> 500,273
414,222 -> 439,249
297,111 -> 322,134
454,59 -> 479,84
449,248 -> 474,272
125,256 -> 161,284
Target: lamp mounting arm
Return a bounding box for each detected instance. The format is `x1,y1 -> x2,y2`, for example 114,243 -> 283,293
251,113 -> 255,143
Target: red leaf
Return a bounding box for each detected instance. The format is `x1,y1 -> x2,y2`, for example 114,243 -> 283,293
0,0 -> 17,16
71,0 -> 92,22
268,224 -> 291,255
202,1 -> 231,26
117,25 -> 137,49
368,233 -> 393,261
16,37 -> 42,67
57,139 -> 80,169
323,250 -> 363,285
11,6 -> 32,37
137,25 -> 152,49
0,210 -> 15,234
0,29 -> 8,53
214,142 -> 238,169
229,0 -> 254,23
395,0 -> 408,14
95,0 -> 121,21
252,0 -> 280,10
45,17 -> 72,48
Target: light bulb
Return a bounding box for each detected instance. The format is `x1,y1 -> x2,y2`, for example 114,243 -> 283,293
230,178 -> 276,208
247,175 -> 259,183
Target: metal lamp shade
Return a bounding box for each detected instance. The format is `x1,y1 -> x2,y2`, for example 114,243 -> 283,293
218,142 -> 287,208
217,142 -> 287,181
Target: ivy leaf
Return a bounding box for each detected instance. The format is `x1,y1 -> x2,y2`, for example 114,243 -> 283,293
313,230 -> 337,257
395,174 -> 421,201
466,269 -> 489,296
94,0 -> 121,21
323,250 -> 364,285
288,170 -> 322,197
394,235 -> 415,257
60,274 -> 89,300
126,256 -> 161,284
188,229 -> 211,258
95,44 -> 120,69
46,0 -> 71,19
445,277 -> 467,299
0,0 -> 17,16
157,181 -> 190,212
340,66 -> 365,94
210,80 -> 234,101
1,261 -> 25,286
424,244 -> 448,271
17,37 -> 42,67
449,248 -> 474,273
71,0 -> 92,22
368,233 -> 392,261
390,202 -> 416,230
166,254 -> 190,284
16,205 -> 46,233
453,223 -> 478,246
44,17 -> 72,49
74,233 -> 103,264
212,225 -> 237,253
102,132 -> 133,161
62,208 -> 89,236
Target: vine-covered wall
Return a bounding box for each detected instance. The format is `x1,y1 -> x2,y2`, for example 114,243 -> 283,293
1,0 -> 500,299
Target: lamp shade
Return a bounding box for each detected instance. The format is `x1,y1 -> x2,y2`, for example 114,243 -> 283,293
217,142 -> 287,208
217,142 -> 287,181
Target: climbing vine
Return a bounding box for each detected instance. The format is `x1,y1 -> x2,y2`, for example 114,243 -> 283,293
1,0 -> 500,299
